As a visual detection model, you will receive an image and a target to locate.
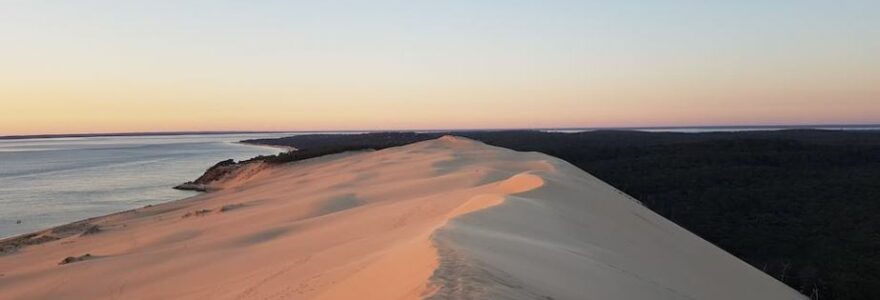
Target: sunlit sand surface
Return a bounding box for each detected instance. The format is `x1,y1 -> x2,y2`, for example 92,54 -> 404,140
0,137 -> 804,299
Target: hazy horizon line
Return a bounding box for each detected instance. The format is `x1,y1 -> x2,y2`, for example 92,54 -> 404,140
3,122 -> 880,140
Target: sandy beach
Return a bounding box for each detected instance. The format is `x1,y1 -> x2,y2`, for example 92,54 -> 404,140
0,137 -> 804,299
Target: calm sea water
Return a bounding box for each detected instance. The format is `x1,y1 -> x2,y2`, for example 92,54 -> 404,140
0,133 -> 289,238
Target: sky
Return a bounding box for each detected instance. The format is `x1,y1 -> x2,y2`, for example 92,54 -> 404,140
1,1 -> 878,135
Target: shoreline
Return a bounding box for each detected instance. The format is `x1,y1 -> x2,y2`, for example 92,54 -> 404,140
0,191 -> 205,252
0,133 -> 289,241
1,139 -> 297,243
1,140 -> 287,241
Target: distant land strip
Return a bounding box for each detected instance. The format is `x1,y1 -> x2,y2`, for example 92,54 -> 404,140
2,124 -> 878,140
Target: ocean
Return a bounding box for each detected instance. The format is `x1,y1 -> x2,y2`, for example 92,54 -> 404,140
0,133 -> 289,238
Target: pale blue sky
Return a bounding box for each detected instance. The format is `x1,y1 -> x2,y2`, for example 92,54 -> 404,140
1,1 -> 878,134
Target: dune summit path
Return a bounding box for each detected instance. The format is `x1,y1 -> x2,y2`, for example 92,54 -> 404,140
0,136 -> 804,300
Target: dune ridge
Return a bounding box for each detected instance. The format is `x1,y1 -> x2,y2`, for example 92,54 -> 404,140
0,136 -> 804,299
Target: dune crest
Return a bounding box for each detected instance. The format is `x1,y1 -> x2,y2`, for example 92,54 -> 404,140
0,137 -> 804,299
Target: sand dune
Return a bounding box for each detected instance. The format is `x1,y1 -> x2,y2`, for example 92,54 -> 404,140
0,136 -> 804,299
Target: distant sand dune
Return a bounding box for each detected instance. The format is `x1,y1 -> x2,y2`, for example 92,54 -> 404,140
0,136 -> 804,299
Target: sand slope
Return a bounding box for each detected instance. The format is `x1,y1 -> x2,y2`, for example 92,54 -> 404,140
0,136 -> 804,299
